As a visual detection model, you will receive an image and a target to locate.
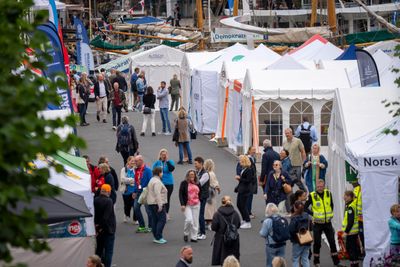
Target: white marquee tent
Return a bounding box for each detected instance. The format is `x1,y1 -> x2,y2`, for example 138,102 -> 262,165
191,43 -> 249,133
372,49 -> 400,89
267,54 -> 307,70
130,45 -> 184,108
240,68 -> 351,153
346,117 -> 400,265
327,87 -> 400,266
180,51 -> 223,110
365,40 -> 400,57
289,35 -> 343,61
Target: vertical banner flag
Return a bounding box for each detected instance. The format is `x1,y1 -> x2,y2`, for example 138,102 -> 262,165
49,0 -> 59,31
74,17 -> 94,73
37,22 -> 72,111
355,49 -> 380,87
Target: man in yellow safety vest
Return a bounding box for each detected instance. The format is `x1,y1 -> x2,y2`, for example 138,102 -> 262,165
305,179 -> 342,267
342,191 -> 360,267
351,180 -> 364,250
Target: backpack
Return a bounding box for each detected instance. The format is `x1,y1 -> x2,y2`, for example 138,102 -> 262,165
118,124 -> 131,148
218,212 -> 239,245
270,216 -> 290,243
299,124 -> 312,153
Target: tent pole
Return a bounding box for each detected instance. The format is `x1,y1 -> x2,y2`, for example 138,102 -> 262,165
327,0 -> 337,33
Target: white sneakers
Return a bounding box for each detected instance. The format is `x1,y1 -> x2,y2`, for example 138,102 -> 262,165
240,222 -> 252,229
197,234 -> 206,240
123,216 -> 128,223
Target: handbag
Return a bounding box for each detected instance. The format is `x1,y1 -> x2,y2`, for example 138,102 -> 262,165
296,219 -> 313,245
190,129 -> 197,139
172,128 -> 179,142
282,183 -> 292,194
138,187 -> 148,205
143,107 -> 152,114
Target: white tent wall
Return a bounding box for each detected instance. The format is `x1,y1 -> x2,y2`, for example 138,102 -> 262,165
327,87 -> 400,266
366,40 -> 400,57
5,237 -> 94,267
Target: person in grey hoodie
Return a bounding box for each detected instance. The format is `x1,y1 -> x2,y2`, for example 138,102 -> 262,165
157,81 -> 172,135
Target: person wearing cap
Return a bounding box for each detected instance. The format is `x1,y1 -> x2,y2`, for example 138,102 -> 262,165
94,184 -> 116,267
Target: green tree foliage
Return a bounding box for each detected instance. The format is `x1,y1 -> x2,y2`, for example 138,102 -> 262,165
0,0 -> 85,263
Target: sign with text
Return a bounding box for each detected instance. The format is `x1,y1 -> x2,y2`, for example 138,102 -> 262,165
345,160 -> 358,182
211,28 -> 267,43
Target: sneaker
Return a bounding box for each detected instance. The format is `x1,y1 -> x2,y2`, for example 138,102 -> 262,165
136,227 -> 147,233
152,132 -> 156,136
197,234 -> 206,240
140,132 -> 145,136
112,126 -> 117,130
158,131 -> 166,135
190,239 -> 197,243
240,222 -> 252,229
188,160 -> 193,164
177,161 -> 184,165
207,224 -> 212,231
164,132 -> 172,136
133,220 -> 139,225
123,216 -> 129,223
153,239 -> 167,244
145,227 -> 152,233
184,235 -> 188,242
96,114 -> 100,121
249,214 -> 256,219
167,214 -> 171,221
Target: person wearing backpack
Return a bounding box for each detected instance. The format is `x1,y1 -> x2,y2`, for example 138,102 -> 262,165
303,143 -> 328,193
211,195 -> 241,266
116,116 -> 139,166
260,203 -> 289,267
295,117 -> 318,155
289,201 -> 312,267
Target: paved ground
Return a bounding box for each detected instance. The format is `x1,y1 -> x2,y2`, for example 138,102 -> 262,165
78,103 -> 339,267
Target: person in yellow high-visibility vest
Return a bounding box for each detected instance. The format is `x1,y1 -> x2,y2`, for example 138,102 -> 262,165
342,191 -> 360,267
304,179 -> 341,267
351,180 -> 364,250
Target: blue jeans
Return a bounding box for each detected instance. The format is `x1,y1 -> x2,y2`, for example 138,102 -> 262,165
160,108 -> 171,133
178,142 -> 192,162
149,204 -> 167,240
138,93 -> 144,111
95,232 -> 115,267
112,105 -> 122,127
265,244 -> 285,267
199,198 -> 206,235
134,194 -> 152,228
292,243 -> 311,267
78,103 -> 87,124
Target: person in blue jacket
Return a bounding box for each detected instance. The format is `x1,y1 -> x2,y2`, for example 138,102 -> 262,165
152,148 -> 175,220
132,155 -> 153,233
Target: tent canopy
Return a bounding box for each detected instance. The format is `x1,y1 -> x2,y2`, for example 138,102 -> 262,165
181,51 -> 223,72
130,45 -> 184,67
242,43 -> 281,63
365,40 -> 400,57
336,44 -> 357,60
372,49 -> 400,89
32,0 -> 65,10
95,49 -> 144,74
53,151 -> 88,174
14,186 -> 92,224
289,35 -> 343,61
267,54 -> 307,70
243,69 -> 350,100
124,16 -> 164,25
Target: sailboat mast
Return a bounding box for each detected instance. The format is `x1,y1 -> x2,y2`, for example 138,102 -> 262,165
233,0 -> 239,16
327,0 -> 337,33
310,0 -> 318,26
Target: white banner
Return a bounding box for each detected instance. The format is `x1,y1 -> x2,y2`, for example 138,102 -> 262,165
211,28 -> 267,43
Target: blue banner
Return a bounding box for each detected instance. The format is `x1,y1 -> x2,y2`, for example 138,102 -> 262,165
37,22 -> 72,110
49,0 -> 59,31
355,49 -> 380,87
74,17 -> 94,72
48,219 -> 87,238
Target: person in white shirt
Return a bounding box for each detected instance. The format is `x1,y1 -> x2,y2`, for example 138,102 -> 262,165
94,74 -> 110,123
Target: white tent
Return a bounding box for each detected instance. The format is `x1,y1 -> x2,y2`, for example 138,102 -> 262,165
215,45 -> 281,150
345,117 -> 400,265
96,49 -> 144,74
372,50 -> 400,89
241,68 -> 351,153
180,51 -> 223,110
267,54 -> 307,70
327,87 -> 400,266
191,43 -> 249,133
32,0 -> 65,10
289,35 -> 343,61
130,45 -> 184,108
6,155 -> 95,267
365,40 -> 400,57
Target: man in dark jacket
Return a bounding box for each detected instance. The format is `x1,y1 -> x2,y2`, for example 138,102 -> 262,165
194,156 -> 209,240
94,73 -> 110,123
260,139 -> 280,188
94,184 -> 116,267
111,70 -> 128,93
116,116 -> 139,165
98,156 -> 119,192
176,246 -> 193,267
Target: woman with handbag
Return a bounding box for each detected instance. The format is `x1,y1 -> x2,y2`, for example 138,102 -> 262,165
204,159 -> 220,230
289,201 -> 312,267
264,160 -> 292,215
140,86 -> 156,137
175,109 -> 193,164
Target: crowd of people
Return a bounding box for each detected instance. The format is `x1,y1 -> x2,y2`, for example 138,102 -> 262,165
77,69 -> 399,267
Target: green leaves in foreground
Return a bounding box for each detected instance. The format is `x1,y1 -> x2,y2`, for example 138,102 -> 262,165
0,0 -> 85,264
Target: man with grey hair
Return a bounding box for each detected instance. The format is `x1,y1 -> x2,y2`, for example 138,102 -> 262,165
116,116 -> 138,165
260,139 -> 280,190
259,203 -> 288,267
